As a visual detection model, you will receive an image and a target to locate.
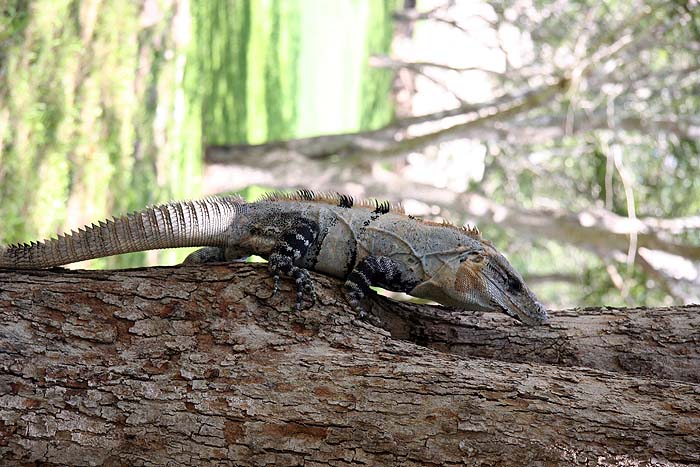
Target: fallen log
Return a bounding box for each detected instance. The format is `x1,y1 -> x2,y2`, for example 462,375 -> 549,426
0,264 -> 698,466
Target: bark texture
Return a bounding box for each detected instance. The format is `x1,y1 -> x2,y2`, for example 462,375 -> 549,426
1,265 -> 699,467
375,300 -> 700,385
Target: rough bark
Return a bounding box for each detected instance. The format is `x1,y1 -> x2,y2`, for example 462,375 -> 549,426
1,265 -> 699,466
374,299 -> 700,385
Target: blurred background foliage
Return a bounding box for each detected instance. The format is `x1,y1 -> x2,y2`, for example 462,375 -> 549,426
0,0 -> 396,266
1,0 -> 699,310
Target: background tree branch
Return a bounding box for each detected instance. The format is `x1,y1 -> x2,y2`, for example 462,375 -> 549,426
204,77 -> 569,164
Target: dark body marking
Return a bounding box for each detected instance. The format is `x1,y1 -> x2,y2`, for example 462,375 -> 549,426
338,194 -> 354,208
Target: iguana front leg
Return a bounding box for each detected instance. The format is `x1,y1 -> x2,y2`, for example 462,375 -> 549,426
268,218 -> 319,311
344,255 -> 418,321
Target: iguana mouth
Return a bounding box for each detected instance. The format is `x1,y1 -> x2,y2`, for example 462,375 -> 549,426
484,270 -> 548,326
498,295 -> 548,326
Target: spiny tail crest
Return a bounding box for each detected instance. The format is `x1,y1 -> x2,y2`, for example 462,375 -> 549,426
0,195 -> 245,269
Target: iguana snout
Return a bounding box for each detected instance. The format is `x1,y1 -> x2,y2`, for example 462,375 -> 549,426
453,246 -> 549,325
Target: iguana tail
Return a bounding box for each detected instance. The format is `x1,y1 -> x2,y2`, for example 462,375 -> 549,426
0,196 -> 245,269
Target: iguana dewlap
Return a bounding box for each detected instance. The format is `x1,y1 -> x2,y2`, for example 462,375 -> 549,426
0,191 -> 549,325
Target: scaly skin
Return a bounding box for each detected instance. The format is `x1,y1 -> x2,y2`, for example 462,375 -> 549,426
0,191 -> 548,325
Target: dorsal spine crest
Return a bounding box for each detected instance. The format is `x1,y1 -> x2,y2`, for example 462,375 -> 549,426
262,190 -> 404,214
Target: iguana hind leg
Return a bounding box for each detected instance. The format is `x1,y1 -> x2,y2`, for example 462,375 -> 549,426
183,247 -> 227,264
183,247 -> 250,264
268,218 -> 319,311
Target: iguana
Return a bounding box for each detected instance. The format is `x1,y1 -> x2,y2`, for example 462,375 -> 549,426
0,191 -> 549,325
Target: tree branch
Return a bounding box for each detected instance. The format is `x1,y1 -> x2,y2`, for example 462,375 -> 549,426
372,295 -> 700,384
369,55 -> 503,75
457,193 -> 700,261
204,77 -> 570,164
1,265 -> 699,465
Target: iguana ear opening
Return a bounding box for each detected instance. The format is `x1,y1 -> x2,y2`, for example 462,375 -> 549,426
466,250 -> 485,264
454,260 -> 494,312
455,249 -> 488,293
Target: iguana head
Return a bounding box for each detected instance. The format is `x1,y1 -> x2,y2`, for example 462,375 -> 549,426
411,240 -> 549,326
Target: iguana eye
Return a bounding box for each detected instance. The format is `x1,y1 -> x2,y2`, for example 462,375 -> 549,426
507,272 -> 523,292
460,251 -> 484,263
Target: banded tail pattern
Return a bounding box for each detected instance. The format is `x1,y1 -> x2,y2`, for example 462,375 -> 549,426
0,196 -> 244,269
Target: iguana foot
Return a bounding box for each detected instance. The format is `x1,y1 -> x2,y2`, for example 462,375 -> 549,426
343,286 -> 382,326
291,266 -> 316,311
269,253 -> 316,311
